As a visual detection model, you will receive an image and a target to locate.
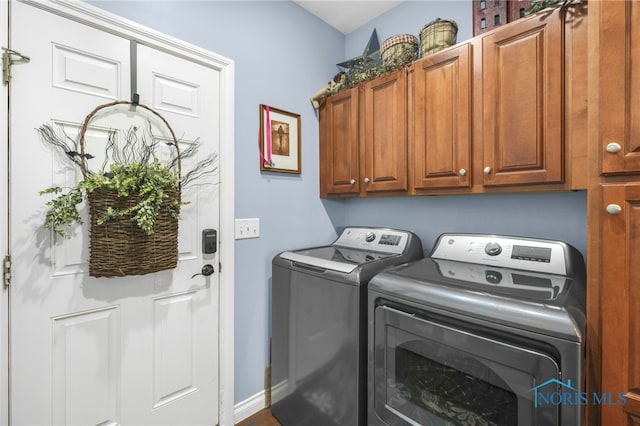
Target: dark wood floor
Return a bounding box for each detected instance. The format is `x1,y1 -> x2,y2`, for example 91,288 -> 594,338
235,408 -> 281,426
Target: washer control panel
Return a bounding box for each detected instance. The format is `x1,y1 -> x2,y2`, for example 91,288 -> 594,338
334,227 -> 410,254
430,234 -> 569,275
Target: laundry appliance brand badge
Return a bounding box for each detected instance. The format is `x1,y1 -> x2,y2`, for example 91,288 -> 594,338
529,378 -> 627,407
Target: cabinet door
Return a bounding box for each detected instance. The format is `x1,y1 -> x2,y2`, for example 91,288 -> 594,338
362,70 -> 408,193
481,8 -> 563,186
319,87 -> 360,197
600,1 -> 640,175
412,44 -> 471,190
601,183 -> 640,425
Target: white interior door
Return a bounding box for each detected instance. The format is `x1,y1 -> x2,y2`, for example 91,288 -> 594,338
9,2 -> 221,425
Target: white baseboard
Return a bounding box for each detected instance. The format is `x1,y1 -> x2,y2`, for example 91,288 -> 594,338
271,379 -> 288,405
234,390 -> 266,424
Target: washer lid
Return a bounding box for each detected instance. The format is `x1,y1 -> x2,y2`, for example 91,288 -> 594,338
280,246 -> 396,273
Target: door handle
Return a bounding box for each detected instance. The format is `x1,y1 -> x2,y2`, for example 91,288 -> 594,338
191,264 -> 215,279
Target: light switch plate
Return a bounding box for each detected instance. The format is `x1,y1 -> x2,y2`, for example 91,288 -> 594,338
235,218 -> 260,239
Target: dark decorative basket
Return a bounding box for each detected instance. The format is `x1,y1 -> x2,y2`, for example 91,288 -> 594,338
79,100 -> 182,278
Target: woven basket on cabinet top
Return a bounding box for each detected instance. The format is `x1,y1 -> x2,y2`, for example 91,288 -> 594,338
420,18 -> 458,57
381,34 -> 419,69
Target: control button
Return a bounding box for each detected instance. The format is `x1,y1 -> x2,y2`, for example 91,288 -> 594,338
365,232 -> 376,243
484,242 -> 502,256
485,270 -> 502,284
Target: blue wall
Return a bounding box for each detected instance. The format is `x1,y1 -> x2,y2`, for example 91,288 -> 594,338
88,0 -> 587,407
343,192 -> 587,257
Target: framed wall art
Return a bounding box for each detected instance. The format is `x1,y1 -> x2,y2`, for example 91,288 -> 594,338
259,104 -> 301,174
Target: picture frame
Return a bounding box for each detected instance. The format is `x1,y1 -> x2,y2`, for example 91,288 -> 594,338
259,104 -> 301,174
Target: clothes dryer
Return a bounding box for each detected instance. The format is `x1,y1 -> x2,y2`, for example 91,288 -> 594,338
368,233 -> 586,426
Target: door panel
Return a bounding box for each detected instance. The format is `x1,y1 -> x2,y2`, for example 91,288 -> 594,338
600,1 -> 640,174
412,44 -> 471,190
152,291 -> 198,408
481,9 -> 563,186
363,70 -> 408,193
601,184 -> 640,425
9,3 -> 220,425
51,306 -> 121,425
52,43 -> 122,98
320,87 -> 360,197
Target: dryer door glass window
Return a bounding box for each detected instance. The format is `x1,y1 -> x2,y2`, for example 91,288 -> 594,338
372,306 -> 560,426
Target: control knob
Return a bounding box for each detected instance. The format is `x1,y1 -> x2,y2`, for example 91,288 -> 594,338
365,232 -> 376,243
484,242 -> 502,256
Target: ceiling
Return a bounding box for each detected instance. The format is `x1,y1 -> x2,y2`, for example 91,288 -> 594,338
293,1 -> 405,34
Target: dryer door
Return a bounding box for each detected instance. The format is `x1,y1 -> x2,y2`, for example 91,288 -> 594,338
372,305 -> 560,426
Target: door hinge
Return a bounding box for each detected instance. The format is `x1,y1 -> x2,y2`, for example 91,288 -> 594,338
3,255 -> 11,289
2,48 -> 30,85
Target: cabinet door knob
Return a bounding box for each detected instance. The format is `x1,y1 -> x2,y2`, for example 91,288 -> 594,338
349,179 -> 356,185
483,166 -> 491,174
606,204 -> 622,215
364,177 -> 370,183
605,142 -> 622,153
458,168 -> 467,176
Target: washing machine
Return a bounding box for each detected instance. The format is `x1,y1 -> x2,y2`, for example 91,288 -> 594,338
368,233 -> 586,426
270,226 -> 423,426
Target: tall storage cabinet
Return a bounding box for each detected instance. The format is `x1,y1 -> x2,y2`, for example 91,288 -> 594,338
591,1 -> 640,425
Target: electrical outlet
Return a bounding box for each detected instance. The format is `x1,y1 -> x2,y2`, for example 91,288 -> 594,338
235,218 -> 260,239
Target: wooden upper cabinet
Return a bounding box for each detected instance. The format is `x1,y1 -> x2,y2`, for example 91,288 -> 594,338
600,1 -> 640,175
411,43 -> 471,191
600,183 -> 640,426
481,8 -> 563,186
319,87 -> 359,197
362,69 -> 408,193
318,5 -> 584,197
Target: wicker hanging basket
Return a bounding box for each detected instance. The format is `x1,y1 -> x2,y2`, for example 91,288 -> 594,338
78,100 -> 182,278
